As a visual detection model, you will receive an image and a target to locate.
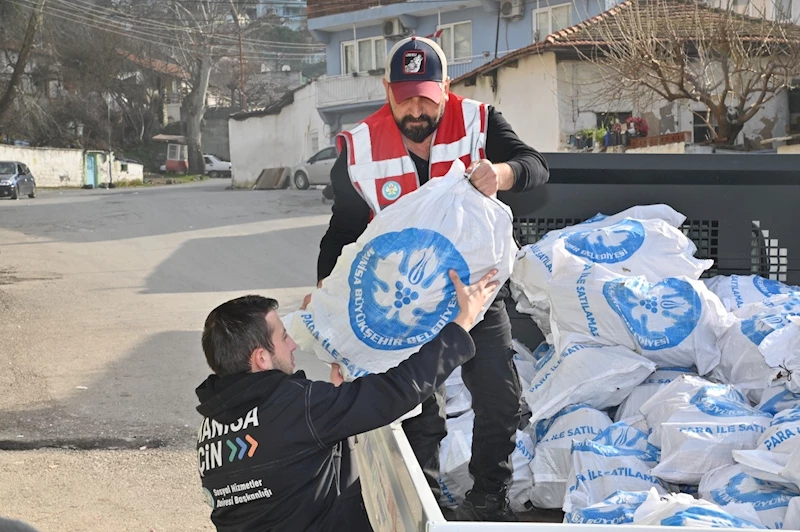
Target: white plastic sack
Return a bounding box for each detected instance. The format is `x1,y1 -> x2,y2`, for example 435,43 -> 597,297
614,366 -> 698,424
444,367 -> 472,418
512,339 -> 539,391
633,488 -> 765,528
700,464 -> 799,529
548,245 -> 732,375
438,410 -> 474,508
564,490 -> 649,525
563,438 -> 667,513
756,409 -> 800,455
523,336 -> 655,424
510,205 -> 704,336
704,274 -> 800,313
733,448 -> 800,492
786,497 -> 800,530
592,421 -> 662,465
530,405 -> 613,509
509,429 -> 535,513
717,296 -> 800,393
757,386 -> 800,416
289,159 -> 516,379
639,375 -> 752,447
649,382 -> 773,485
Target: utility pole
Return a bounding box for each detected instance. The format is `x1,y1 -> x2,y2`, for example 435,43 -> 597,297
238,28 -> 247,111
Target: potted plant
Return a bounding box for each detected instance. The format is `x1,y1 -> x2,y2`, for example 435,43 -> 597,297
626,116 -> 649,138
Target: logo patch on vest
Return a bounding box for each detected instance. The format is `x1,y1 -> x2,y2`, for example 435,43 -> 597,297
381,181 -> 402,201
403,51 -> 425,74
347,228 -> 470,351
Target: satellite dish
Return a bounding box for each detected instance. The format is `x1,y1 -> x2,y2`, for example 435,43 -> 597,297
281,64 -> 291,72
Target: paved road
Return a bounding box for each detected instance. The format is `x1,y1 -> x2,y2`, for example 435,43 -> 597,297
0,180 -> 333,531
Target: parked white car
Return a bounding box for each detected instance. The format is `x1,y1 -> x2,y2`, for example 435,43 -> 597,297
290,146 -> 338,190
158,154 -> 231,177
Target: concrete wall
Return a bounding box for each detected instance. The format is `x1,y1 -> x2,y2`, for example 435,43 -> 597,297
0,144 -> 84,187
228,83 -> 327,187
452,51 -> 562,152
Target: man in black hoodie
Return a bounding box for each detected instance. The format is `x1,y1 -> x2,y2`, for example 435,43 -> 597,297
195,268 -> 500,532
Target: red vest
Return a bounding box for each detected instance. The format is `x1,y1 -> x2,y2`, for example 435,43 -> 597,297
336,93 -> 487,216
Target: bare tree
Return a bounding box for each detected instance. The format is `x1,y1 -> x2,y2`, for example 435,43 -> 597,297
561,0 -> 800,144
0,0 -> 46,123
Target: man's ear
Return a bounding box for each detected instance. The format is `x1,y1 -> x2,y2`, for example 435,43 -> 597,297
250,347 -> 273,373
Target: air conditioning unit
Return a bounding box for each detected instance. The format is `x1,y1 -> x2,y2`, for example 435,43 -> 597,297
382,18 -> 406,38
500,0 -> 524,20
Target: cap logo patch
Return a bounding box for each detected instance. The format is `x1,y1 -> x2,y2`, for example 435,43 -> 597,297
403,50 -> 425,74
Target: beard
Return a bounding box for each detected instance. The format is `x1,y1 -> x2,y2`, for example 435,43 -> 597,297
395,112 -> 442,143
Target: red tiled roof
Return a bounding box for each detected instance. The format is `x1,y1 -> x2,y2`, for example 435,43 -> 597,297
120,52 -> 189,79
452,0 -> 800,84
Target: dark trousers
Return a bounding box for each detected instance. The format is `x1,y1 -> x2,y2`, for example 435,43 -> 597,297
402,301 -> 522,500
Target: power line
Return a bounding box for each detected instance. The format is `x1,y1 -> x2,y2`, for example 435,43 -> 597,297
53,0 -> 326,49
11,0 -> 327,58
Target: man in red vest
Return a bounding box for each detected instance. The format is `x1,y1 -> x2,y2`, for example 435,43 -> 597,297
316,36 -> 549,522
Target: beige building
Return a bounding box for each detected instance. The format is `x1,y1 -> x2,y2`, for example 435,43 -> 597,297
451,0 -> 799,151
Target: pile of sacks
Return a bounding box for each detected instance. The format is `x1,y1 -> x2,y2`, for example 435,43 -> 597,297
440,204 -> 800,527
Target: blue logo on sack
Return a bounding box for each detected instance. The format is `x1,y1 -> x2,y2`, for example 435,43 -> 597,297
593,422 -> 661,465
741,311 -> 800,346
566,491 -> 648,525
689,386 -> 769,418
348,228 -> 470,351
759,389 -> 800,415
603,277 -> 702,351
660,507 -> 764,528
381,181 -> 402,201
564,219 -> 646,264
754,276 -> 800,298
582,213 -> 610,224
711,472 -> 794,511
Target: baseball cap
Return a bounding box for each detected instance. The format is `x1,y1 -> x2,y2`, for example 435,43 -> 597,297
385,36 -> 449,104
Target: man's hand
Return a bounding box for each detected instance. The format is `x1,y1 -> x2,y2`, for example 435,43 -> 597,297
300,293 -> 312,310
450,269 -> 500,331
329,363 -> 344,387
468,160 -> 515,196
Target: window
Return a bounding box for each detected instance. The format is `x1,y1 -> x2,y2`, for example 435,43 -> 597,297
203,156 -> 211,165
596,111 -> 632,129
168,144 -> 181,160
692,110 -> 719,143
316,147 -> 337,161
437,21 -> 472,63
47,80 -> 61,99
533,4 -> 572,41
341,37 -> 386,74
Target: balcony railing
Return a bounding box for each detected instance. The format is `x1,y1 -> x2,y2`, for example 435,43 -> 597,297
316,73 -> 386,109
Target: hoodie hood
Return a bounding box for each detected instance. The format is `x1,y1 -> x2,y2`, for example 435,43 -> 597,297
195,370 -> 306,424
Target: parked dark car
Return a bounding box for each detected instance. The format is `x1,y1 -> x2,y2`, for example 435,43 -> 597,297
0,161 -> 36,200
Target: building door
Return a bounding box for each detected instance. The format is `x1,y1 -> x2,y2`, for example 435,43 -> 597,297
86,154 -> 98,187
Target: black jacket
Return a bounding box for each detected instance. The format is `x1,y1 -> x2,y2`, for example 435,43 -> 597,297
195,322 -> 475,532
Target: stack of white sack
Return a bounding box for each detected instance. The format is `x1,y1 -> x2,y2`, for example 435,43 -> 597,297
509,205 -> 709,340
632,487 -> 766,528
284,159 -> 516,380
699,464 -> 800,529
547,242 -> 733,375
437,409 -> 535,512
734,409 -> 800,493
638,375 -> 773,485
716,296 -> 800,395
522,335 -> 655,425
704,274 -> 800,313
562,420 -> 666,513
614,366 -> 698,428
529,405 -> 613,509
